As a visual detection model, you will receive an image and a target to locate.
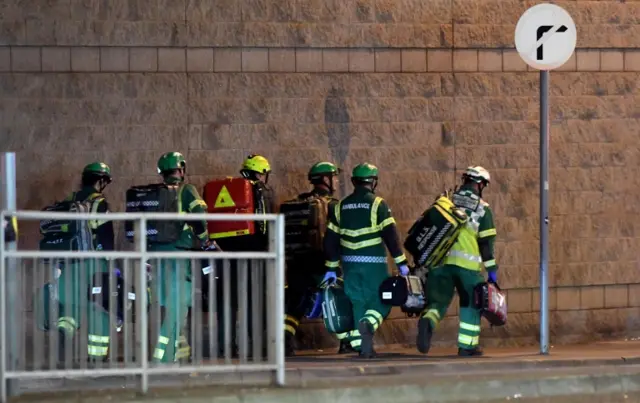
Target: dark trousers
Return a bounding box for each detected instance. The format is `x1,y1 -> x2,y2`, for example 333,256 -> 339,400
215,259 -> 268,358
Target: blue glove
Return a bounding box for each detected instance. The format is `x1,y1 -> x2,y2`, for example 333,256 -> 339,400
306,292 -> 324,319
322,271 -> 337,285
399,264 -> 410,276
488,271 -> 497,283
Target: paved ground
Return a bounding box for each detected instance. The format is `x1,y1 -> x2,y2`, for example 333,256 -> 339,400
9,340 -> 640,402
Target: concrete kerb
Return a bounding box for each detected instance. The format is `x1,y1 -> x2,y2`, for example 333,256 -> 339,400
12,367 -> 640,403
287,355 -> 640,382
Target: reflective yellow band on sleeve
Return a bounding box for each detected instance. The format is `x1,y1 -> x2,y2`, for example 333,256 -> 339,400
379,217 -> 395,229
478,228 -> 497,238
393,254 -> 407,264
325,260 -> 340,268
189,199 -> 207,211
484,259 -> 496,268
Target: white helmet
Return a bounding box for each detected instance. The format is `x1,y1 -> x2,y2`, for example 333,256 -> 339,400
462,166 -> 490,184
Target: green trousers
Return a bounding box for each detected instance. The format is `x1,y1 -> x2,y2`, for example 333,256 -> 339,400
150,244 -> 192,363
340,262 -> 390,352
38,259 -> 111,360
422,264 -> 484,349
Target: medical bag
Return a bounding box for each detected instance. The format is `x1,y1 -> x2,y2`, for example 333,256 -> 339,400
474,282 -> 507,326
404,194 -> 468,269
203,177 -> 256,240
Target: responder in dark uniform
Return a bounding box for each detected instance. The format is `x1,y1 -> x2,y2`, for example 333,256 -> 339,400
3,215 -> 17,243
283,162 -> 355,356
417,166 -> 498,357
56,162 -> 115,361
214,154 -> 275,357
322,163 -> 409,358
152,152 -> 211,363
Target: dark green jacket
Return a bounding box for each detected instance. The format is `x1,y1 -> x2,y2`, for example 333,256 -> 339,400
165,177 -> 208,249
324,186 -> 407,270
3,216 -> 17,243
67,186 -> 114,251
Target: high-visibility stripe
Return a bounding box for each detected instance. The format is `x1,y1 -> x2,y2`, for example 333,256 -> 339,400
88,345 -> 108,357
328,222 -> 340,233
154,348 -> 165,359
484,259 -> 496,268
285,324 -> 296,335
335,332 -> 348,340
459,322 -> 481,332
325,260 -> 340,268
393,254 -> 407,264
189,199 -> 207,211
285,315 -> 300,326
422,309 -> 441,327
88,334 -> 109,343
340,237 -> 382,250
458,334 -> 479,347
379,217 -> 395,229
478,228 -> 497,238
448,250 -> 482,263
209,229 -> 251,239
158,336 -> 170,345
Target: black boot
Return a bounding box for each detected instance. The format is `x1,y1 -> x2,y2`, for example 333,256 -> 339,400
458,347 -> 483,357
337,339 -> 355,354
416,317 -> 433,354
285,333 -> 296,357
357,322 -> 376,359
57,329 -> 68,364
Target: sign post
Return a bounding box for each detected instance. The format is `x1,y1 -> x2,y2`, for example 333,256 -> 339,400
514,3 -> 577,355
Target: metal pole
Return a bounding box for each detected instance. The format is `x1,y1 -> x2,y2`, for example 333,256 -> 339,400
138,217 -> 148,393
1,153 -> 19,395
539,71 -> 550,355
274,216 -> 285,386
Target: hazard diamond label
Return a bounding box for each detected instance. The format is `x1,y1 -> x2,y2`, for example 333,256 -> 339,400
214,185 -> 236,208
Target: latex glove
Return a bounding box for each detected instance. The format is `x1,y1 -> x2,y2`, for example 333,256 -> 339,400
399,264 -> 410,276
202,239 -> 221,251
306,292 -> 324,319
487,271 -> 497,284
322,271 -> 337,285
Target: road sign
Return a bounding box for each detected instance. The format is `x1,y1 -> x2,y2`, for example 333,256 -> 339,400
514,3 -> 577,70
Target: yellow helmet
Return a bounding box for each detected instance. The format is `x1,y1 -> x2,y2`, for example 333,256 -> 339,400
241,154 -> 271,174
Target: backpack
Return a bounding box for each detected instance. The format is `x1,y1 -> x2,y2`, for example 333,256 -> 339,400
322,282 -> 354,334
124,183 -> 185,244
403,191 -> 468,270
279,194 -> 332,258
39,193 -> 102,251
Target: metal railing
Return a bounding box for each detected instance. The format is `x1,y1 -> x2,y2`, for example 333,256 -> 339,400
0,210 -> 285,402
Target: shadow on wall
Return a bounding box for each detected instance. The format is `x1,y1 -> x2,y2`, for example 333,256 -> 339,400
324,87 -> 351,198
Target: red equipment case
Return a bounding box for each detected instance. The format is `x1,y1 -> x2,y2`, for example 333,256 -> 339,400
203,177 -> 256,239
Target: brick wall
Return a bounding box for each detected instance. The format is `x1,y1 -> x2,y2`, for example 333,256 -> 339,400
2,0 -> 640,349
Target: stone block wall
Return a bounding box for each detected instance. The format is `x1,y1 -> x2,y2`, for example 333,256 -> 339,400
2,0 -> 640,349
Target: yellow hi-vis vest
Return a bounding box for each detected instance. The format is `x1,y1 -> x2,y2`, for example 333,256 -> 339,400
443,224 -> 482,271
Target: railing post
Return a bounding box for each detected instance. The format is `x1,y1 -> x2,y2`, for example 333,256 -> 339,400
274,215 -> 285,386
138,217 -> 149,393
0,153 -> 18,399
0,211 -> 7,403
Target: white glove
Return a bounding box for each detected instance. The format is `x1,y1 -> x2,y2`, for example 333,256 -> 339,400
399,264 -> 410,276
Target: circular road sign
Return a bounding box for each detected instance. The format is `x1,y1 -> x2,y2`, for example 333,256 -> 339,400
514,3 -> 577,70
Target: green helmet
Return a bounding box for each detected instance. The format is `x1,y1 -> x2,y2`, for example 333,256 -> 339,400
82,162 -> 112,182
308,162 -> 340,181
351,163 -> 379,183
157,152 -> 186,174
